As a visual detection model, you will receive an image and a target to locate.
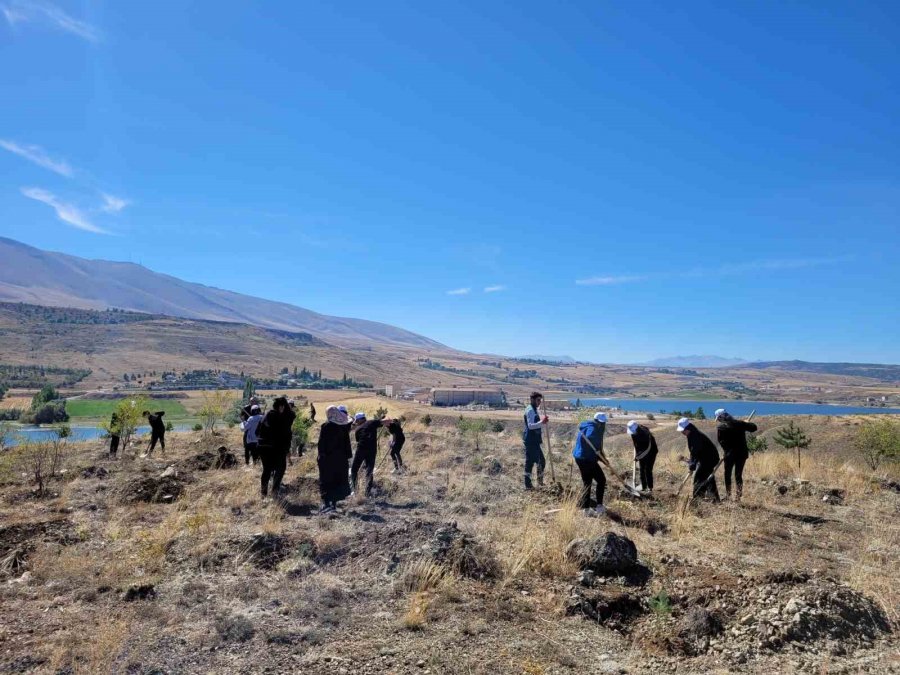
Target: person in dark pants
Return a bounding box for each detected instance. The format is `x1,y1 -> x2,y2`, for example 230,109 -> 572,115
350,412 -> 394,497
317,406 -> 353,512
240,405 -> 263,466
388,419 -> 406,473
142,410 -> 166,456
678,417 -> 720,502
573,412 -> 608,515
627,420 -> 658,492
108,411 -> 121,458
715,408 -> 758,502
309,402 -> 317,422
522,392 -> 549,489
256,397 -> 296,499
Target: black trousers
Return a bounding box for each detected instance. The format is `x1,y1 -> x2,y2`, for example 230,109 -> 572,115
693,459 -> 720,501
724,454 -> 747,497
523,443 -> 545,488
148,431 -> 165,453
109,435 -> 120,456
390,439 -> 405,468
244,442 -> 259,465
351,445 -> 377,496
260,447 -> 288,496
638,452 -> 657,491
576,459 -> 606,508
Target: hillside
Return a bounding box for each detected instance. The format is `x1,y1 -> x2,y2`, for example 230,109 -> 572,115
742,360 -> 900,383
0,237 -> 442,349
640,356 -> 749,368
0,406 -> 896,673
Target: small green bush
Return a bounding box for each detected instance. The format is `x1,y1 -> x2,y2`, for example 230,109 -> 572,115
649,590 -> 672,617
192,423 -> 203,432
422,414 -> 432,427
491,420 -> 505,433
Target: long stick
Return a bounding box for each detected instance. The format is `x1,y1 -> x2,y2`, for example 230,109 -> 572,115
579,431 -> 642,498
540,400 -> 556,483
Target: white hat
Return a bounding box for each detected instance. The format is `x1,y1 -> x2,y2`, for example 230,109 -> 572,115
676,417 -> 691,432
593,412 -> 607,423
714,408 -> 727,419
627,420 -> 639,435
250,405 -> 260,413
354,412 -> 367,421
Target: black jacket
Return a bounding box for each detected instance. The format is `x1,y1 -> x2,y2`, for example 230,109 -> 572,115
354,419 -> 385,454
387,421 -> 405,443
148,412 -> 166,434
258,408 -> 296,450
318,422 -> 352,464
630,425 -> 658,460
717,418 -> 758,460
686,425 -> 719,465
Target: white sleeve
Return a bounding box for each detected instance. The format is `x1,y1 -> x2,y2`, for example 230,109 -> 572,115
526,408 -> 543,430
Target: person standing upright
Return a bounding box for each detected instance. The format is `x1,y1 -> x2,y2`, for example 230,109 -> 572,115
108,411 -> 121,459
522,392 -> 549,489
240,404 -> 264,466
142,410 -> 166,456
715,408 -> 757,502
677,417 -> 720,502
387,418 -> 406,473
317,406 -> 353,512
350,412 -> 393,497
256,397 -> 296,499
627,420 -> 659,492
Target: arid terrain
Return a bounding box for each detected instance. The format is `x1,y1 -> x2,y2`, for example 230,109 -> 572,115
1,399 -> 897,674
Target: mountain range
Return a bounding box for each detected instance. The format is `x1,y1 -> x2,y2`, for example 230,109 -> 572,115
639,355 -> 749,368
0,237 -> 441,350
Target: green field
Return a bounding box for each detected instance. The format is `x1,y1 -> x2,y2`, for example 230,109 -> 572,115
66,398 -> 189,420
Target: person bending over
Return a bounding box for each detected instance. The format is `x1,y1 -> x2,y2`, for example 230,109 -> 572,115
627,420 -> 658,492
715,408 -> 757,502
573,412 -> 608,516
677,417 -> 720,502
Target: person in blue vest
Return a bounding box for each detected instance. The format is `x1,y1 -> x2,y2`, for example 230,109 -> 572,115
522,391 -> 549,489
573,412 -> 608,515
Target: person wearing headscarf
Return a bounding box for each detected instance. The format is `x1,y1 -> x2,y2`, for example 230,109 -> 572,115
350,412 -> 394,497
256,396 -> 296,499
627,420 -> 659,492
317,406 -> 354,512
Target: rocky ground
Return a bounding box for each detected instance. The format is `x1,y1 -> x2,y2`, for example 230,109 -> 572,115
0,412 -> 897,674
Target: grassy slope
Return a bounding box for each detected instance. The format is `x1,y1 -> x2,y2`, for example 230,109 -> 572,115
65,398 -> 189,421
0,408 -> 896,673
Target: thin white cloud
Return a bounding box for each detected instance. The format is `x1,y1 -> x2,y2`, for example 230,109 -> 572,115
575,275 -> 648,286
21,187 -> 107,234
484,285 -> 507,293
0,138 -> 73,176
446,287 -> 471,296
577,257 -> 849,286
100,192 -> 129,214
1,0 -> 98,41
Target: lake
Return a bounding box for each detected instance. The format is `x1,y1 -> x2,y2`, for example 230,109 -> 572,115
572,398 -> 900,417
4,424 -> 196,446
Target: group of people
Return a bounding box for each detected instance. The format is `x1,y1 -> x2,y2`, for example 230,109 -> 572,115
521,392 -> 757,517
239,396 -> 406,512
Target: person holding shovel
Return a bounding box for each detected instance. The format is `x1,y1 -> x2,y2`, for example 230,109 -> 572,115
677,417 -> 720,502
715,408 -> 758,502
522,392 -> 549,489
573,412 -> 608,515
350,412 -> 394,498
627,420 -> 658,492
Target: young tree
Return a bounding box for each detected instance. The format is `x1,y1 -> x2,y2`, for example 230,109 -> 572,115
199,391 -> 234,435
457,417 -> 489,452
747,434 -> 768,455
854,419 -> 900,471
31,384 -> 60,409
773,421 -> 811,477
242,378 -> 256,403
102,396 -> 148,453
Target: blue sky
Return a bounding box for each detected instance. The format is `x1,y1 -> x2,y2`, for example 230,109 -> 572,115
1,1 -> 898,363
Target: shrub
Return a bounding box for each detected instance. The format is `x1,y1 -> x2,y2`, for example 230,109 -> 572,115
23,401 -> 68,425
192,423 -> 203,432
292,413 -> 315,454
457,418 -> 489,451
747,434 -> 768,455
491,420 -> 505,433
646,412 -> 655,421
165,421 -> 174,431
649,590 -> 672,617
31,384 -> 61,409
198,391 -> 234,435
0,408 -> 23,421
854,419 -> 900,471
422,414 -> 432,427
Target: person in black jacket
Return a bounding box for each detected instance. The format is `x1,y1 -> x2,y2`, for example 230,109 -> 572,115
627,420 -> 658,492
317,406 -> 353,512
350,412 -> 394,497
388,419 -> 406,473
256,396 -> 296,499
677,417 -> 720,502
715,409 -> 758,502
142,410 -> 166,456
108,411 -> 121,458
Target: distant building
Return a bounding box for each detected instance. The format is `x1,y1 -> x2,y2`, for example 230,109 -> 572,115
384,385 -> 394,398
431,388 -> 505,407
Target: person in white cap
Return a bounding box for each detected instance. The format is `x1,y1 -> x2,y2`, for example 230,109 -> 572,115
572,412 -> 608,515
627,420 -> 658,492
715,409 -> 758,502
350,412 -> 394,497
677,417 -> 720,502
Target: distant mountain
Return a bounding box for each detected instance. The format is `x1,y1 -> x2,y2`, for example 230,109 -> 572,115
0,237 -> 443,350
517,354 -> 577,364
740,360 -> 900,383
640,355 -> 749,368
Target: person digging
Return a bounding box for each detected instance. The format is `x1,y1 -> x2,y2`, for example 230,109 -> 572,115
677,417 -> 720,502
627,420 -> 658,492
573,412 -> 609,516
142,410 -> 166,456
715,408 -> 757,502
256,396 -> 296,500
522,392 -> 549,490
350,412 -> 394,498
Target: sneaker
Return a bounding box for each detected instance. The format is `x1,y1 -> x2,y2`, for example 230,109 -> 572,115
391,468 -> 398,475
583,508 -> 598,518
595,505 -> 606,516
